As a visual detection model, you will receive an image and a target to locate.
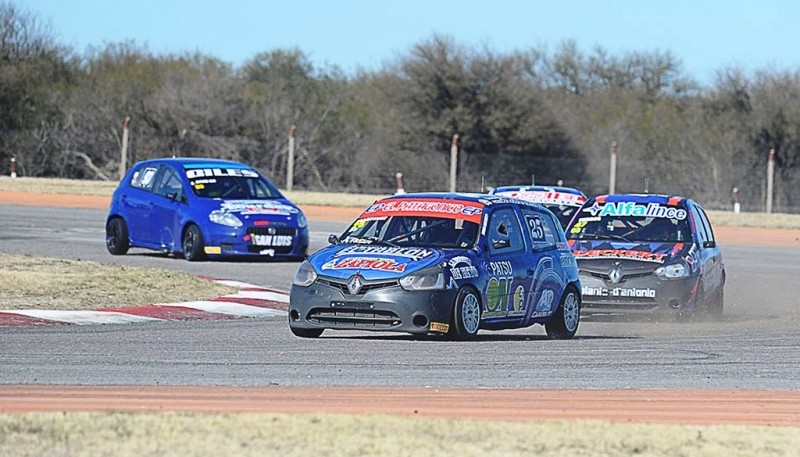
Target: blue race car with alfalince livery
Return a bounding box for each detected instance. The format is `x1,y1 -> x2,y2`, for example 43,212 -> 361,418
565,193 -> 725,319
289,193 -> 582,340
105,158 -> 309,261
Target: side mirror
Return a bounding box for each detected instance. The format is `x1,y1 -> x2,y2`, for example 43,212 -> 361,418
492,238 -> 510,250
328,234 -> 340,245
702,240 -> 716,249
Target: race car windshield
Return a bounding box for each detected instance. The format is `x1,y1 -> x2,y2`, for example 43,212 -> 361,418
189,176 -> 282,199
342,216 -> 480,249
568,215 -> 692,243
543,204 -> 580,229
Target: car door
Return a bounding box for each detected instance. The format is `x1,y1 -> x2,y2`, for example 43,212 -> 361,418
482,205 -> 530,321
690,203 -> 724,298
122,164 -> 160,246
520,207 -> 567,322
150,165 -> 187,251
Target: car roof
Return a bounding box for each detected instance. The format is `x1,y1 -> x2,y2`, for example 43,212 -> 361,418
378,192 -> 545,209
492,185 -> 586,197
134,157 -> 252,168
591,193 -> 693,207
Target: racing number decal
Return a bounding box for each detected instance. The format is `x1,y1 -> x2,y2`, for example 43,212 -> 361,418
527,215 -> 545,242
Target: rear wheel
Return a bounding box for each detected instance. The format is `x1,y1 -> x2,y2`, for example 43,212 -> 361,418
105,217 -> 129,255
290,326 -> 324,338
448,287 -> 481,340
182,224 -> 206,261
545,286 -> 580,339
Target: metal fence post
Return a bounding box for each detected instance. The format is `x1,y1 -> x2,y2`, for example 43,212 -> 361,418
449,134 -> 458,193
766,148 -> 775,214
609,141 -> 618,195
287,125 -> 296,191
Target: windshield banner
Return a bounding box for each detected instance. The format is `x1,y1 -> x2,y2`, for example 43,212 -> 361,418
361,198 -> 484,224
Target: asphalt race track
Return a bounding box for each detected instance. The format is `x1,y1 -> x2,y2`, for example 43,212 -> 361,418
0,203 -> 799,389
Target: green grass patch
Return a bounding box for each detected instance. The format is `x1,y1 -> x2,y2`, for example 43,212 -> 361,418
0,412 -> 796,457
0,253 -> 237,310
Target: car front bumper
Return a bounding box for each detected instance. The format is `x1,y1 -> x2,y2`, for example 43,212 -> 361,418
579,272 -> 699,317
201,224 -> 309,258
289,278 -> 458,334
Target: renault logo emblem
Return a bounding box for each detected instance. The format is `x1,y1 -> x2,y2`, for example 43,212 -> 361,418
347,273 -> 364,295
609,266 -> 623,284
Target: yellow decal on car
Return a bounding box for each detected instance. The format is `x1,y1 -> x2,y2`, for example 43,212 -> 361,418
429,322 -> 450,333
204,246 -> 221,254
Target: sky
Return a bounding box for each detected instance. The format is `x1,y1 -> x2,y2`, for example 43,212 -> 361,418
22,0 -> 800,85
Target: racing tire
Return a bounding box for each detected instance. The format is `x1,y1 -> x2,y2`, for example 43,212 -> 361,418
105,217 -> 130,255
545,285 -> 580,340
289,326 -> 324,338
182,224 -> 206,261
448,287 -> 482,340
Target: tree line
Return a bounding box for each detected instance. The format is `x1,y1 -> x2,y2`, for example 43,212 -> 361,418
2,2 -> 798,212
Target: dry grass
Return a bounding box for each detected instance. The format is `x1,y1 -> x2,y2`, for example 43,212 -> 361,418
0,412 -> 796,457
0,253 -> 237,310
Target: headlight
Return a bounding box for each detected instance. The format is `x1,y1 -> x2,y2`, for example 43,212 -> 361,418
400,267 -> 445,291
293,260 -> 317,287
297,212 -> 308,228
209,210 -> 242,228
655,262 -> 689,279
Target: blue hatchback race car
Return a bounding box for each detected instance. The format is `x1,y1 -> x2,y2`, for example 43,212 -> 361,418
105,158 -> 309,261
565,193 -> 725,319
289,193 -> 582,339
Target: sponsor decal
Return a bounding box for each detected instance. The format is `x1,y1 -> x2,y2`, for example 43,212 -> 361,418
582,286 -> 657,298
259,249 -> 276,256
497,190 -> 585,207
429,321 -> 450,333
251,234 -> 292,247
336,245 -> 434,261
488,261 -> 513,276
361,198 -> 484,224
218,200 -> 297,216
535,289 -> 555,312
583,202 -> 687,220
484,276 -> 513,318
322,257 -> 408,273
448,256 -> 479,280
560,255 -> 577,269
203,246 -> 221,254
340,236 -> 371,244
573,248 -> 667,263
185,168 -> 259,179
531,311 -> 553,318
509,285 -> 526,316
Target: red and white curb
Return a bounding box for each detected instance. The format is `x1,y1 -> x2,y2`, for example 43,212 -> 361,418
0,279 -> 289,327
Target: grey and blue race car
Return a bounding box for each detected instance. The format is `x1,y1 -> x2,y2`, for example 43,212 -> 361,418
289,193 -> 582,339
566,193 -> 725,319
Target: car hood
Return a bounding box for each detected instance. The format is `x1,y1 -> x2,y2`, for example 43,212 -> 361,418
567,239 -> 691,271
309,244 -> 448,281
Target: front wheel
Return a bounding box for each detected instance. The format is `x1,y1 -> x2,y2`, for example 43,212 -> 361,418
448,287 -> 482,340
545,286 -> 580,339
105,217 -> 129,255
290,326 -> 324,338
182,224 -> 206,261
